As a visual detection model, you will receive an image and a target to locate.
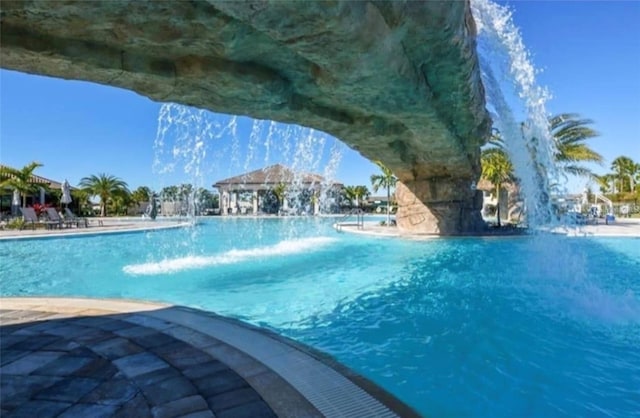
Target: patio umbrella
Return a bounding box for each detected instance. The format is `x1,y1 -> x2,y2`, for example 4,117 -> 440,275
11,189 -> 20,216
61,179 -> 72,208
12,189 -> 20,206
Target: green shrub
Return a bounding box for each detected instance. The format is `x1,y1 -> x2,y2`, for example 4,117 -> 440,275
6,218 -> 25,230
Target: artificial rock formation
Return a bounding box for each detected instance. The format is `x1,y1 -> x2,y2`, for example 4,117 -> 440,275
0,0 -> 491,234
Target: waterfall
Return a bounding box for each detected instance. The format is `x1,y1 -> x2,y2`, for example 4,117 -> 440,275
153,104 -> 344,222
471,0 -> 562,228
153,104 -> 235,223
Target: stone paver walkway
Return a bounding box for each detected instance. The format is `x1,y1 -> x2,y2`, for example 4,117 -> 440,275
1,310 -> 276,418
0,298 -> 417,418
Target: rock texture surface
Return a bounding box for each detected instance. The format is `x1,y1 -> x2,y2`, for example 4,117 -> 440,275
0,0 -> 491,234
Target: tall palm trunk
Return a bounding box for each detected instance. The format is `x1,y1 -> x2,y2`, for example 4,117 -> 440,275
386,185 -> 391,226
496,184 -> 502,227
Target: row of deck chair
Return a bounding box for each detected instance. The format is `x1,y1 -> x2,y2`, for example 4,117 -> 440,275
20,207 -> 89,230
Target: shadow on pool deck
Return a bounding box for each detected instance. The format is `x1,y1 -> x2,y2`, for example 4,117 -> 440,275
0,298 -> 420,418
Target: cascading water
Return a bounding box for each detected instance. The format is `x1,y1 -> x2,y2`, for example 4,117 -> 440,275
471,0 -> 562,228
153,104 -> 344,231
153,103 -> 233,224
470,0 -> 639,352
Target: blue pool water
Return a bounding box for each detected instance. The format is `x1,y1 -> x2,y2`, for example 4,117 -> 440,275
1,218 -> 639,417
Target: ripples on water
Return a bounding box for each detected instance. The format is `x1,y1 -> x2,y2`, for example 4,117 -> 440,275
287,235 -> 640,418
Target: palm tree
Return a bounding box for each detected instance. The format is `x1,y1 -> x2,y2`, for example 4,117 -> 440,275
131,186 -> 152,205
550,113 -> 603,178
594,173 -> 615,195
196,188 -> 215,213
354,185 -> 370,207
130,186 -> 152,214
481,147 -> 514,227
610,156 -> 637,193
109,189 -> 132,216
79,173 -> 129,217
341,186 -> 357,208
71,188 -> 91,215
272,182 -> 287,212
341,185 -> 370,208
370,161 -> 398,226
0,161 -> 45,207
161,185 -> 179,201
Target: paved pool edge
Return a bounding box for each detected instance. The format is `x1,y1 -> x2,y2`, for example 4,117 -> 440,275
0,297 -> 420,418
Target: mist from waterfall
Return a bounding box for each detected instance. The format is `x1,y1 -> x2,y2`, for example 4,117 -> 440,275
471,0 -> 562,228
152,104 -> 344,221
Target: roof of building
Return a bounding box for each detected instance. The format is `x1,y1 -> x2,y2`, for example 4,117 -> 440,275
0,164 -> 66,189
213,164 -> 342,188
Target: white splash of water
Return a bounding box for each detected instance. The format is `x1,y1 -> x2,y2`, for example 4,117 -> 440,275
154,104 -> 238,221
471,0 -> 562,227
519,235 -> 640,325
123,236 -> 338,275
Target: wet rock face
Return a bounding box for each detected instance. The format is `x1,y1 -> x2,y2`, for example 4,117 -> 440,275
1,0 -> 490,234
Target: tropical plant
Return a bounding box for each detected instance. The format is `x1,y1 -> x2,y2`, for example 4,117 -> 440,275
272,182 -> 287,209
109,189 -> 132,216
610,156 -> 637,193
131,186 -> 152,205
179,184 -> 194,201
0,161 -> 45,207
79,173 -> 130,217
160,186 -> 177,201
342,185 -> 370,208
71,188 -> 92,215
481,147 -> 514,227
195,188 -> 216,210
594,174 -> 614,195
550,113 -> 603,178
370,160 -> 398,226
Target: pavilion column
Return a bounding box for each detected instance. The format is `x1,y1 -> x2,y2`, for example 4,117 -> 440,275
39,187 -> 46,204
232,191 -> 238,214
313,190 -> 319,215
221,190 -> 229,216
252,190 -> 258,214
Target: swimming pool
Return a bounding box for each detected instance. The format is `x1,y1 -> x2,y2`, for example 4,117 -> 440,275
2,217 -> 639,417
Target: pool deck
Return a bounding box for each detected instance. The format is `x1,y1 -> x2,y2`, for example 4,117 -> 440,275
335,218 -> 640,238
0,219 -> 191,240
0,297 -> 418,418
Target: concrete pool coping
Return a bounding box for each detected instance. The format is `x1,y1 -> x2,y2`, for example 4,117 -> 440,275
0,220 -> 192,241
0,297 -> 420,418
334,218 -> 640,239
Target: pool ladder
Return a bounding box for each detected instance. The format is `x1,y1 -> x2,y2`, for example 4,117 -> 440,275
334,208 -> 365,231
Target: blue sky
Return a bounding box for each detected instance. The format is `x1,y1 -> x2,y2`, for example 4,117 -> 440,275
1,1 -> 639,194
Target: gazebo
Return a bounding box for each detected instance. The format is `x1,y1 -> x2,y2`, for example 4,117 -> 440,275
213,164 -> 342,215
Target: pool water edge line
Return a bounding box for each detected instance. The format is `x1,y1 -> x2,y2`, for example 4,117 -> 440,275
0,222 -> 193,241
336,222 -> 640,239
0,296 -> 422,418
178,305 -> 423,418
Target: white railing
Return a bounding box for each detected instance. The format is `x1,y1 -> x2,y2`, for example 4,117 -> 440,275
334,208 -> 365,231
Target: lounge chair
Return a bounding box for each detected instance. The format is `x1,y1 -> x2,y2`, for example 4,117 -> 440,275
20,207 -> 59,230
64,208 -> 89,228
44,207 -> 74,228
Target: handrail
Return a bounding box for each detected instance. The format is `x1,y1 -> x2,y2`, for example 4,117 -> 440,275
594,194 -> 613,213
335,208 -> 365,231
